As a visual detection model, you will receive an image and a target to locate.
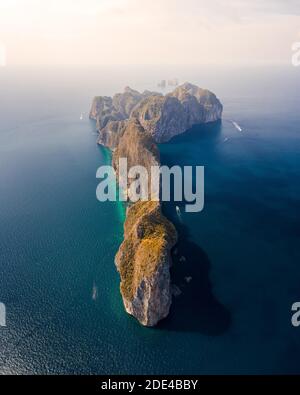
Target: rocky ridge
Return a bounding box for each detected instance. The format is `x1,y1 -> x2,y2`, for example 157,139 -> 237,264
113,119 -> 177,326
90,83 -> 222,326
90,82 -> 223,145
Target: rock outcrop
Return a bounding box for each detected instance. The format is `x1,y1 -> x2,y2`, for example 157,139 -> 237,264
90,87 -> 161,132
112,119 -> 177,326
91,82 -> 222,145
115,200 -> 177,326
97,120 -> 128,149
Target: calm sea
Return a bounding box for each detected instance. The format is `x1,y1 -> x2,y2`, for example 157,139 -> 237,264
0,65 -> 299,374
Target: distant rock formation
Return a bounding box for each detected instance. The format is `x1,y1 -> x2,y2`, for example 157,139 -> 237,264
90,82 -> 223,145
157,80 -> 166,89
167,78 -> 179,87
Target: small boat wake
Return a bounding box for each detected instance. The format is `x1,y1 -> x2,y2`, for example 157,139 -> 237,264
231,120 -> 243,132
176,206 -> 182,222
92,282 -> 98,301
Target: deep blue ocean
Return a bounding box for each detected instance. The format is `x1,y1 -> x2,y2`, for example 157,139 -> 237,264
0,65 -> 299,374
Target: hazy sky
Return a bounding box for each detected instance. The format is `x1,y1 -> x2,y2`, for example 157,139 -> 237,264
0,0 -> 299,66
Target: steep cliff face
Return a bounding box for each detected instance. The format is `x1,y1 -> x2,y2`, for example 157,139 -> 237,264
131,95 -> 189,143
89,95 -> 113,121
134,82 -> 223,142
97,120 -> 128,150
113,120 -> 177,326
91,82 -> 223,144
168,82 -> 223,123
112,118 -> 159,173
90,87 -> 160,130
115,200 -> 177,327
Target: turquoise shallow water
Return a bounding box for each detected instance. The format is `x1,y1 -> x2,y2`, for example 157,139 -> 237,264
0,66 -> 299,374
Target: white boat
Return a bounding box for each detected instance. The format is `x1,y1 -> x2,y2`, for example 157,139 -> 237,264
80,113 -> 84,120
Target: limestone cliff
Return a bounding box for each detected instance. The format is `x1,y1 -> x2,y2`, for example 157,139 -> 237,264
131,95 -> 189,143
115,200 -> 177,327
91,82 -> 222,144
112,119 -> 177,326
112,118 -> 159,175
90,87 -> 161,131
133,82 -> 223,142
168,82 -> 223,124
97,120 -> 128,150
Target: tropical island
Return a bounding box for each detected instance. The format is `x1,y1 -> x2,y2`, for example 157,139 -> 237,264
90,83 -> 223,326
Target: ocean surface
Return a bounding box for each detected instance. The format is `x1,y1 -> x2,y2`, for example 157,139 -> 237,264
0,65 -> 299,374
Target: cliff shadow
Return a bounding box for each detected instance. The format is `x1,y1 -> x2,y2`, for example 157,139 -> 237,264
165,120 -> 222,145
157,120 -> 230,334
158,207 -> 231,335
